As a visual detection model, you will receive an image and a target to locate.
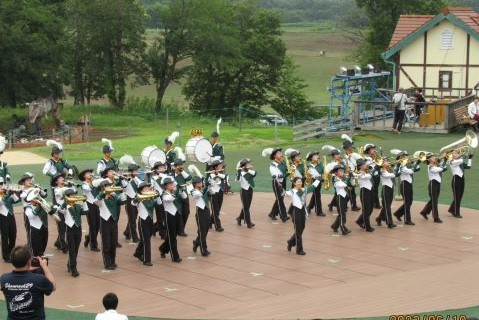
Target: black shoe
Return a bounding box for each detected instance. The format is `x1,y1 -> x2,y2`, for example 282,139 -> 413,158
405,221 -> 415,226
247,223 -> 255,228
160,252 -> 166,258
420,211 -> 429,220
365,227 -> 375,232
307,207 -> 312,215
173,257 -> 182,263
281,216 -> 290,222
54,241 -> 61,250
178,232 -> 188,237
317,212 -> 326,217
331,225 -> 338,233
143,262 -> 153,266
268,213 -> 277,220
201,251 -> 210,257
112,263 -> 118,269
287,240 -> 293,252
341,229 -> 351,235
132,238 -> 139,243
375,218 -> 382,226
236,217 -> 242,226
328,204 -> 333,212
91,247 -> 100,252
374,205 -> 382,209
62,247 -> 68,254
123,231 -> 131,240
434,218 -> 443,223
133,252 -> 143,261
352,206 -> 361,212
216,227 -> 224,232
355,220 -> 365,229
116,243 -> 122,248
296,250 -> 306,256
394,213 -> 402,221
387,224 -> 397,229
4,258 -> 11,263
105,265 -> 115,270
71,269 -> 80,277
84,235 -> 90,248
193,240 -> 198,253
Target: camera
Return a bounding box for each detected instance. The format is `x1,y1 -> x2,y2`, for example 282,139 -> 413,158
31,256 -> 48,268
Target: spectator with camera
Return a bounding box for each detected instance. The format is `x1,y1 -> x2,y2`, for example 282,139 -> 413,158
0,245 -> 56,320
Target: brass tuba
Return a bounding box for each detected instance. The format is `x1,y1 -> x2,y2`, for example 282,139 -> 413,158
322,162 -> 337,190
65,195 -> 87,205
27,188 -> 61,222
439,130 -> 478,158
136,191 -> 159,202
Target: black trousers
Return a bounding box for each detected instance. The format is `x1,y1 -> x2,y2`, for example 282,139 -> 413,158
449,175 -> 464,216
238,187 -> 253,225
218,190 -> 224,211
136,216 -> 153,263
160,212 -> 181,260
357,188 -> 373,229
348,186 -> 358,208
394,181 -> 413,222
195,207 -> 210,254
209,193 -> 223,229
269,180 -> 287,220
124,196 -> 139,241
66,224 -> 81,270
0,214 -> 16,261
179,196 -> 190,234
393,109 -> 406,132
307,183 -> 323,214
100,217 -> 118,268
421,180 -> 441,220
86,202 -> 100,249
329,192 -> 337,208
29,226 -> 48,257
288,207 -> 306,253
372,176 -> 381,207
378,186 -> 394,226
331,194 -> 348,233
55,215 -> 67,250
154,203 -> 166,238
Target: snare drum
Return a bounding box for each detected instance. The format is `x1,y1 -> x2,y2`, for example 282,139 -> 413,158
141,146 -> 166,168
185,137 -> 212,163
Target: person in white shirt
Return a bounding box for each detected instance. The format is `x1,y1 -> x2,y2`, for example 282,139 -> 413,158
467,97 -> 479,121
376,160 -> 397,229
80,169 -> 101,252
207,160 -> 226,232
330,165 -> 351,235
123,164 -> 143,243
159,177 -> 182,263
355,159 -> 374,232
266,148 -> 289,222
391,88 -> 408,133
419,155 -> 447,223
448,150 -> 472,218
96,293 -> 128,320
191,176 -> 211,257
235,158 -> 256,228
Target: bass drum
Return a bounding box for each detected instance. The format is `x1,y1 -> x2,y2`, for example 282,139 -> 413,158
141,146 -> 166,168
185,137 -> 212,163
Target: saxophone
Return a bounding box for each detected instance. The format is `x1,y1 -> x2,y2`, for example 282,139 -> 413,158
285,158 -> 295,181
304,160 -> 313,186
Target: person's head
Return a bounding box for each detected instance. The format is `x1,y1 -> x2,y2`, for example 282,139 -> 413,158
79,169 -> 94,182
192,176 -> 203,189
102,145 -> 113,159
52,173 -> 65,187
333,165 -> 344,178
331,149 -> 340,161
292,177 -> 303,189
101,168 -> 115,180
382,159 -> 391,170
365,144 -> 376,157
210,131 -> 219,144
428,155 -> 438,166
291,152 -> 301,164
162,177 -> 175,192
51,147 -> 62,160
398,87 -> 404,93
152,161 -> 166,173
164,139 -> 173,150
452,150 -> 460,160
127,164 -> 139,177
356,159 -> 367,172
102,293 -> 119,311
10,245 -> 31,269
416,88 -> 423,94
308,152 -> 319,163
475,96 -> 479,104
174,159 -> 184,171
271,148 -> 282,162
138,182 -> 152,194
18,173 -> 33,188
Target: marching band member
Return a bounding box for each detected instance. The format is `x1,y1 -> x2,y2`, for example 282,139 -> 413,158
96,138 -> 118,175
60,189 -> 86,277
163,132 -> 179,174
342,139 -> 361,212
52,173 -> 69,253
0,136 -> 11,183
419,155 -> 447,223
207,160 -> 225,231
393,151 -> 420,225
286,176 -> 320,255
159,177 -> 182,263
363,144 -> 382,209
19,173 -> 46,235
191,176 -> 211,256
123,164 -> 142,243
236,158 -> 256,228
211,118 -> 224,161
376,159 -> 397,229
448,150 -> 472,218
24,189 -> 49,257
173,158 -> 192,237
43,140 -> 74,184
80,169 -> 101,251
327,148 -> 342,212
133,182 -> 161,266
150,161 -> 168,238
0,179 -> 20,262
306,151 -> 325,216
355,159 -> 374,232
95,168 -> 124,270
265,148 -> 289,222
330,165 -> 351,235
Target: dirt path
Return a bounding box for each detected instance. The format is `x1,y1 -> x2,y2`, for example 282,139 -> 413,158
1,151 -> 48,165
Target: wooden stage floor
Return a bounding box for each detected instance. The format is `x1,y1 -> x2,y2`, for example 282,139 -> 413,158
1,192 -> 478,319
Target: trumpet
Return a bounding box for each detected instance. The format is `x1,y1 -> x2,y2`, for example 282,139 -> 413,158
205,168 -> 225,174
65,195 -> 87,205
1,184 -> 23,194
136,191 -> 159,202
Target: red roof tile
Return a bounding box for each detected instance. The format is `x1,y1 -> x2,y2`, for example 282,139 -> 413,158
388,7 -> 479,49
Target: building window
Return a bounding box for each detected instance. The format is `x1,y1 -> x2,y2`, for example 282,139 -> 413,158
439,71 -> 452,90
441,29 -> 454,49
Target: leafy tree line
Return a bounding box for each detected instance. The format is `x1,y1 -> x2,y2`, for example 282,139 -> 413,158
0,0 -> 313,121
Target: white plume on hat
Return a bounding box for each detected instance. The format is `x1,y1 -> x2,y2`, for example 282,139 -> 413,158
390,149 -> 403,156
168,131 -> 180,144
216,118 -> 222,135
101,138 -> 114,151
284,148 -> 298,157
261,148 -> 274,158
321,145 -> 335,152
46,139 -> 63,151
236,159 -> 242,170
341,134 -> 353,143
119,154 -> 136,166
188,164 -> 202,178
175,147 -> 186,161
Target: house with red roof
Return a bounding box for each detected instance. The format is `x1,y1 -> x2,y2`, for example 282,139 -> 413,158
382,7 -> 479,97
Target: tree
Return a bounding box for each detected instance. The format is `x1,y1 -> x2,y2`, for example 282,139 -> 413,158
355,0 -> 446,67
0,0 -> 66,107
183,0 -> 287,117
